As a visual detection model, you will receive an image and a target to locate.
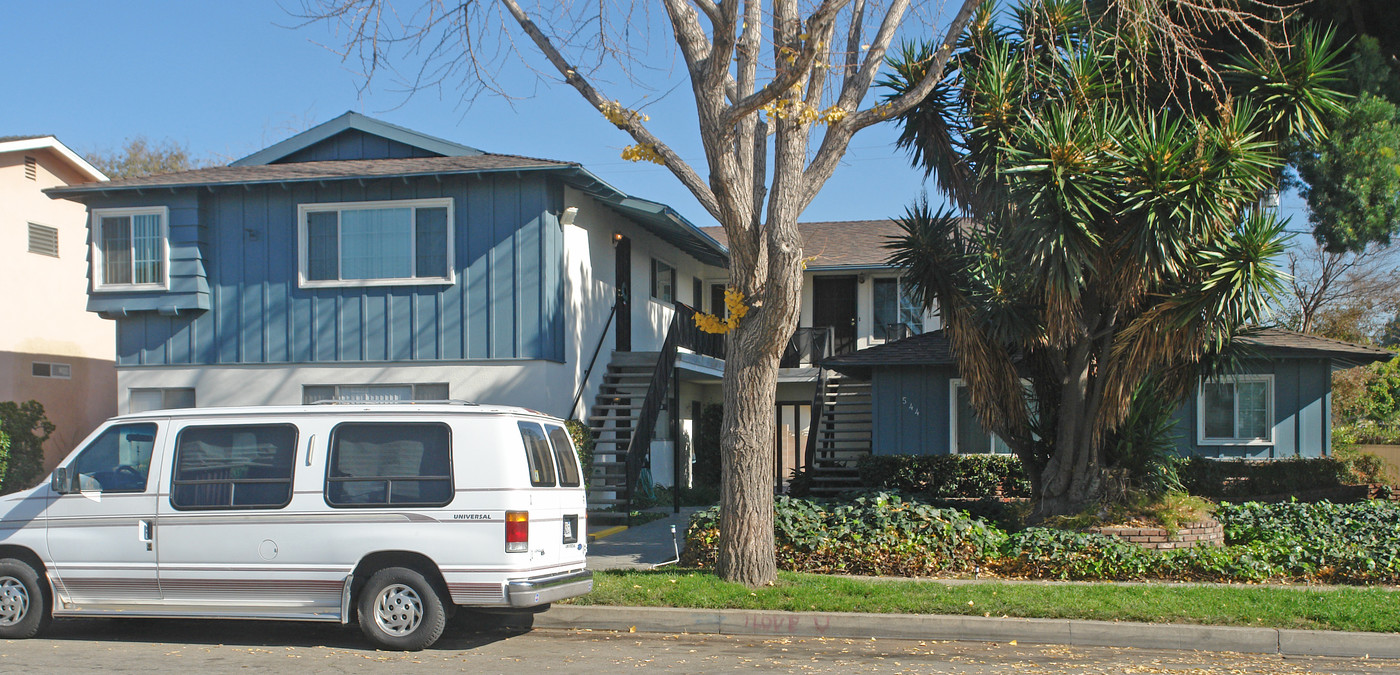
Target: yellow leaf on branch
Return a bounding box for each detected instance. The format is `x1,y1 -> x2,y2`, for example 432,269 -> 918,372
693,288 -> 750,334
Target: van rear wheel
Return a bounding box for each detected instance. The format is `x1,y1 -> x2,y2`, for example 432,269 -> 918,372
0,559 -> 49,639
357,567 -> 446,651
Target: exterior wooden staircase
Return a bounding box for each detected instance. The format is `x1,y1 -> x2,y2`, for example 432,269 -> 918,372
807,374 -> 873,497
585,351 -> 660,522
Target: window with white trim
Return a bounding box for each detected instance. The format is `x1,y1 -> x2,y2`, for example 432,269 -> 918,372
949,380 -> 1014,455
1198,375 -> 1272,444
92,207 -> 168,291
651,258 -> 676,303
302,383 -> 449,404
298,198 -> 453,287
873,277 -> 923,340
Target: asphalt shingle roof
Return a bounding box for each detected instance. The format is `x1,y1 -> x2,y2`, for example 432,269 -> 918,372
823,327 -> 1393,374
46,153 -> 573,196
702,219 -> 914,269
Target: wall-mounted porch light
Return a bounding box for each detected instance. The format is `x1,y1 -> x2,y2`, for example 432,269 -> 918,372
613,231 -> 624,247
561,206 -> 579,226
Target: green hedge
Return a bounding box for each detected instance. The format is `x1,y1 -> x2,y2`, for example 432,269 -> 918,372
1178,457 -> 1365,500
857,454 -> 1031,499
683,494 -> 1400,585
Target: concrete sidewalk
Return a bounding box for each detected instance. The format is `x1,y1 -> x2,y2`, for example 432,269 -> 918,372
585,507 -> 702,570
537,605 -> 1400,660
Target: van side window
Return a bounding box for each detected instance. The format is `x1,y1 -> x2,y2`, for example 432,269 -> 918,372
518,422 -> 557,487
69,423 -> 158,493
171,424 -> 297,510
326,423 -> 452,507
546,425 -> 582,487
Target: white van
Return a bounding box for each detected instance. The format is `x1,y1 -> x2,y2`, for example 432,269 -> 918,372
0,402 -> 591,650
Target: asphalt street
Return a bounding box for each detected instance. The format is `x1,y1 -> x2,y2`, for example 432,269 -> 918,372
1,618 -> 1396,674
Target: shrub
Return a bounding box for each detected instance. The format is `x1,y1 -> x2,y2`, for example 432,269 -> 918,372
1178,456 -> 1359,500
683,492 -> 1006,576
857,454 -> 1030,499
692,403 -> 723,487
0,401 -> 53,494
565,419 -> 594,479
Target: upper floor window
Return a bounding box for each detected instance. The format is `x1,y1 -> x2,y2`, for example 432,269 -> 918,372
92,207 -> 168,291
651,258 -> 675,303
1198,375 -> 1273,445
873,277 -> 923,341
298,198 -> 453,288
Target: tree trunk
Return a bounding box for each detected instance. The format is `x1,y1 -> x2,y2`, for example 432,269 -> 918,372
716,327 -> 781,586
1037,338 -> 1102,517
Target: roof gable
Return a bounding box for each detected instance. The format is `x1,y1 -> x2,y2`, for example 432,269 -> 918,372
0,135 -> 107,182
229,111 -> 483,166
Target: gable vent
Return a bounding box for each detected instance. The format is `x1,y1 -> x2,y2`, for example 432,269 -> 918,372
23,155 -> 37,180
28,223 -> 59,257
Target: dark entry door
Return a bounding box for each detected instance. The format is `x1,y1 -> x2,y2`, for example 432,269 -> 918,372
615,235 -> 632,351
812,276 -> 858,355
710,283 -> 727,317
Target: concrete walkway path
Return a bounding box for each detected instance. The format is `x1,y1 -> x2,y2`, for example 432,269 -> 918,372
586,506 -> 703,570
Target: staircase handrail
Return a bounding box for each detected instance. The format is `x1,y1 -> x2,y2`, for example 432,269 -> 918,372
624,311 -> 680,508
803,366 -> 828,473
568,302 -> 619,420
672,301 -> 725,359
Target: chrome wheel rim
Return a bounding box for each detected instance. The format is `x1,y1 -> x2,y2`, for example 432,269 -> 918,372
0,577 -> 29,627
372,583 -> 422,637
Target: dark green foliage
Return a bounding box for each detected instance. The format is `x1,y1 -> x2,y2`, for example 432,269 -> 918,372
565,419 -> 594,479
1178,456 -> 1366,500
683,492 -> 1007,576
857,454 -> 1030,499
682,492 -> 1400,585
1294,93 -> 1400,252
692,403 -> 722,487
1102,380 -> 1186,497
0,402 -> 53,494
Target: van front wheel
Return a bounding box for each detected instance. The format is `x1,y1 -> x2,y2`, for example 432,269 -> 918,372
0,559 -> 49,639
357,567 -> 446,651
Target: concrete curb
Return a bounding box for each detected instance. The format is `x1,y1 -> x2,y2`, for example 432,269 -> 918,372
535,605 -> 1400,659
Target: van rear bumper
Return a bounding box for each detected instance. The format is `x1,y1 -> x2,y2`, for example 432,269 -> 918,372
506,569 -> 594,607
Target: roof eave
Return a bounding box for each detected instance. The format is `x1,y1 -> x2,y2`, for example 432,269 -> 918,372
43,162 -> 572,199
0,136 -> 107,182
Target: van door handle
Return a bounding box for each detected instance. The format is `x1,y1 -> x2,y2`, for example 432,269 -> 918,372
138,519 -> 153,549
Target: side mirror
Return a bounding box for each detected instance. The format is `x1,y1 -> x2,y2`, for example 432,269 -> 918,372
50,468 -> 71,495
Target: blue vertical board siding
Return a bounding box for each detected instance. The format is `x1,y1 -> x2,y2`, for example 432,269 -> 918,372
466,178 -> 494,359
92,171 -> 566,367
518,176 -> 544,358
275,130 -> 441,163
870,367 -> 953,455
363,291 -> 388,361
1298,360 -> 1328,457
215,191 -> 243,364
492,177 -> 518,358
1273,360 -> 1299,458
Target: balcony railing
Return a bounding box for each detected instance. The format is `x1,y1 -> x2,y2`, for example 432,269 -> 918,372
672,303 -> 836,369
781,326 -> 835,368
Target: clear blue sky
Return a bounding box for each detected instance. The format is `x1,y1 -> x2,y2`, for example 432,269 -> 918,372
2,0 -> 949,229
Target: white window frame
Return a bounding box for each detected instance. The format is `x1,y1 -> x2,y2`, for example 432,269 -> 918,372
650,256 -> 676,305
90,206 -> 170,292
31,362 -> 71,379
948,379 -> 1015,455
872,276 -> 925,343
297,198 -> 455,289
1196,374 -> 1274,446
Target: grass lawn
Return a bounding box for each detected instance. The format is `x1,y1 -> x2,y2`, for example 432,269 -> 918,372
566,569 -> 1400,634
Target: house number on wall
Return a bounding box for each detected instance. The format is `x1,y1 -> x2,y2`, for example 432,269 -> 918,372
902,396 -> 920,416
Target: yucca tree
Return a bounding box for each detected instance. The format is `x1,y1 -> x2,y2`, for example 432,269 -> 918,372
882,1 -> 1347,515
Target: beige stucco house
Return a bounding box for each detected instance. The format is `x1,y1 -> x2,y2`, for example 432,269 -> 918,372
0,135 -> 113,470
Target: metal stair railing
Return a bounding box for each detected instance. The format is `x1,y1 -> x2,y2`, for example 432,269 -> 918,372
568,302 -> 618,420
623,311 -> 680,509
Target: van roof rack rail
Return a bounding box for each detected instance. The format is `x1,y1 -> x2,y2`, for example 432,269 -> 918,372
308,398 -> 479,406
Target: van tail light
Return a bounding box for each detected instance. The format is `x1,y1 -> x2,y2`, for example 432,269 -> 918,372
506,511 -> 529,552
